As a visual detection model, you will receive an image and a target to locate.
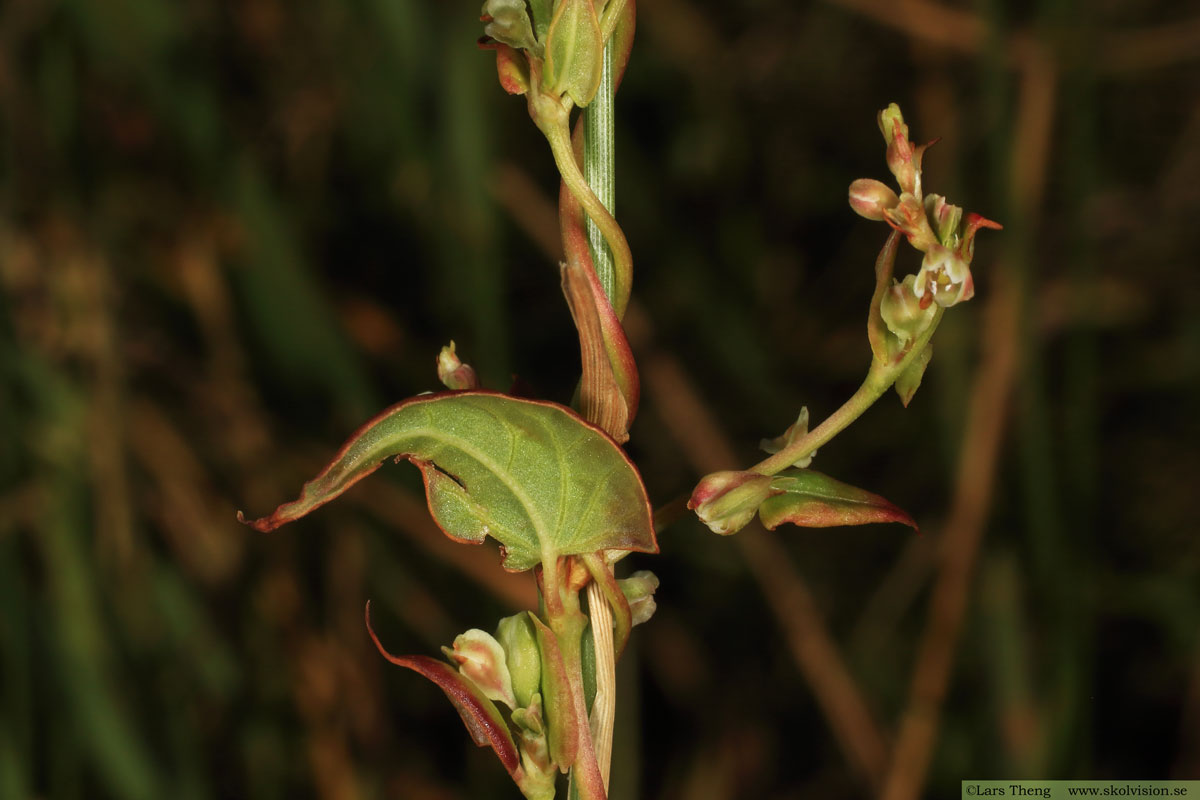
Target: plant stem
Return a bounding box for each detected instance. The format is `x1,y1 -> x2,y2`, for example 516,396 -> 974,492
543,560 -> 608,800
540,109 -> 632,319
580,33 -> 618,796
753,308 -> 945,476
584,41 -> 616,307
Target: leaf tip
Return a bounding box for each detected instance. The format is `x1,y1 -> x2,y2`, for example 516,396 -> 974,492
364,600 -> 395,664
237,509 -> 278,533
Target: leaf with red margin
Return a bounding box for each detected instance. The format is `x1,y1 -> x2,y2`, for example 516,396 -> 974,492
556,4 -> 640,442
758,469 -> 917,531
530,611 -> 580,770
364,602 -> 520,776
239,391 -> 656,571
561,260 -> 639,442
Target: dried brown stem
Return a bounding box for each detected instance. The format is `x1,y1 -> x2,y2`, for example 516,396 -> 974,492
822,0 -> 985,54
1101,16 -> 1200,74
823,0 -> 1200,73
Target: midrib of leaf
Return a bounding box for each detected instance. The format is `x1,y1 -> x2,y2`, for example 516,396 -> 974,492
356,402 -> 609,562
420,397 -> 600,560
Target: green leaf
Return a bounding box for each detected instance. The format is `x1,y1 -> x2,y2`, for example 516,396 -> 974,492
365,603 -> 520,776
561,259 -> 638,443
528,0 -> 553,41
759,469 -> 917,530
543,0 -> 603,106
530,612 -> 580,769
241,391 -> 656,571
895,343 -> 932,407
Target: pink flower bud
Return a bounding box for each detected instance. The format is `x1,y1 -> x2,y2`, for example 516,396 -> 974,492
849,179 -> 900,221
883,193 -> 939,252
443,629 -> 517,709
688,470 -> 775,535
878,104 -> 920,195
437,341 -> 479,390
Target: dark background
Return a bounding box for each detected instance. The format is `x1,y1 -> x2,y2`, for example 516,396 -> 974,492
2,1 -> 1198,798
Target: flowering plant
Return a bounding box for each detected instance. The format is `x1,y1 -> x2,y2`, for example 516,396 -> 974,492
242,7 -> 998,798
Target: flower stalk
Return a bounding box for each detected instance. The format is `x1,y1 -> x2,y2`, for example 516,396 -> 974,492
752,305 -> 945,477
539,109 -> 633,319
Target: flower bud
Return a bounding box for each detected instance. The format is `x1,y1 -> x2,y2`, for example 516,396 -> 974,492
481,0 -> 538,52
880,274 -> 938,347
878,104 -> 919,195
925,194 -> 963,246
496,612 -> 541,709
618,571 -> 660,627
849,179 -> 900,221
437,341 -> 479,390
512,694 -> 556,800
877,103 -> 909,144
883,193 -> 939,252
443,629 -> 517,709
688,470 -> 775,535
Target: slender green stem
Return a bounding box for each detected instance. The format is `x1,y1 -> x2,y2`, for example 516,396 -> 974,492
584,41 -> 616,306
753,375 -> 889,477
753,308 -> 945,476
541,110 -> 632,319
578,33 -> 620,797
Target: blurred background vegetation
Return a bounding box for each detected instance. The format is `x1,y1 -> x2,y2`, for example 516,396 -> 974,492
2,0 -> 1198,798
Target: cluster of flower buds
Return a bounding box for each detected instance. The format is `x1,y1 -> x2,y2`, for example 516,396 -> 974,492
479,0 -> 614,109
435,576 -> 658,798
618,570 -> 660,626
849,104 -> 1001,323
442,613 -> 556,797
